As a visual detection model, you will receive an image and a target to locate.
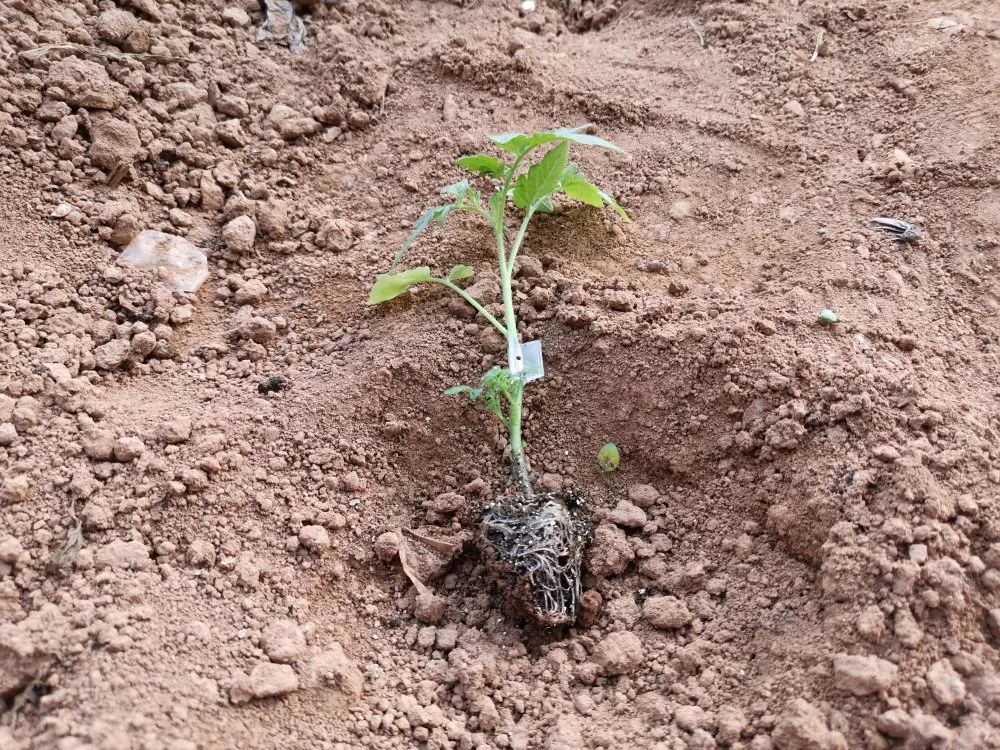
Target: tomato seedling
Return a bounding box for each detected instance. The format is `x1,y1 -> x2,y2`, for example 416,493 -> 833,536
369,126 -> 629,624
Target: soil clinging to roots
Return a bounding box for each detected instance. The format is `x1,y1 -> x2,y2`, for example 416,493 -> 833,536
480,492 -> 591,626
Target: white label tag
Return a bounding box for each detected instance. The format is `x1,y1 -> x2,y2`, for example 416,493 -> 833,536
508,340 -> 544,383
508,340 -> 525,376
522,340 -> 544,383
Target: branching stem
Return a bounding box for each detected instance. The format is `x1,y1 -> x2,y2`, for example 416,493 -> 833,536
506,210 -> 534,270
431,278 -> 508,338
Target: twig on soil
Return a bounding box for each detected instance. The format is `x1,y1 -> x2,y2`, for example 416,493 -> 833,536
19,43 -> 193,66
687,19 -> 706,48
107,162 -> 130,188
811,30 -> 825,62
379,72 -> 391,115
402,528 -> 462,557
46,511 -> 83,574
396,533 -> 430,596
396,528 -> 466,595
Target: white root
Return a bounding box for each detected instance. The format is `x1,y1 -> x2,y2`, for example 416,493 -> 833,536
481,495 -> 590,625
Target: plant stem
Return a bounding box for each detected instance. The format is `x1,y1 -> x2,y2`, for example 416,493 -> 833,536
507,210 -> 534,270
497,209 -> 533,497
432,278 -> 508,338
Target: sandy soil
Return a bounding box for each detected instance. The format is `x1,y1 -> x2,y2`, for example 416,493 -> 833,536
2,0 -> 1000,748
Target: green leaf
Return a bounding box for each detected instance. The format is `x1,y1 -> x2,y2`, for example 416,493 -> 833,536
489,132 -> 535,155
442,180 -> 484,214
436,205 -> 455,225
479,367 -> 515,422
599,190 -> 631,221
549,127 -> 624,152
512,140 -> 569,211
393,206 -> 448,268
489,127 -> 624,156
561,172 -> 604,208
447,264 -> 474,282
445,384 -> 481,398
456,154 -> 505,178
448,367 -> 518,426
441,179 -> 470,199
535,197 -> 554,213
368,266 -> 434,304
597,442 -> 621,472
560,163 -> 628,217
391,180 -> 486,268
489,131 -> 563,157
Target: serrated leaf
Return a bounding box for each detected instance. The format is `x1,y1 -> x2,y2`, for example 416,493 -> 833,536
437,204 -> 455,225
512,140 -> 569,211
441,179 -> 470,198
598,442 -> 621,472
368,266 -> 434,304
489,132 -> 533,154
393,206 -> 448,268
456,154 -> 505,178
479,367 -> 515,422
447,264 -> 474,282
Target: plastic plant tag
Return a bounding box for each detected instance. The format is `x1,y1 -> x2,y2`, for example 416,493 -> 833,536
508,339 -> 525,376
522,339 -> 544,383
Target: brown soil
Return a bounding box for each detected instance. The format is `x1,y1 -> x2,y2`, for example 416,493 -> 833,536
2,1 -> 1000,748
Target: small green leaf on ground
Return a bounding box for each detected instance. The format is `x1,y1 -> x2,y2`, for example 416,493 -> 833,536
369,266 -> 434,304
598,442 -> 621,472
447,264 -> 474,282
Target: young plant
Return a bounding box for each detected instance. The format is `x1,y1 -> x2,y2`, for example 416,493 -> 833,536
369,126 -> 629,624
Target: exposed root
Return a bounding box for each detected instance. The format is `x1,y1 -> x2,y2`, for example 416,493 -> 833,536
18,43 -> 192,66
480,492 -> 591,627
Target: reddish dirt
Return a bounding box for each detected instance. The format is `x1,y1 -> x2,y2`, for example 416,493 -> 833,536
2,1 -> 1000,748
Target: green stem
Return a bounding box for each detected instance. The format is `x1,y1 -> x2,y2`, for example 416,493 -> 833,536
432,278 -> 508,338
497,221 -> 532,496
507,210 -> 534,270
490,151 -> 535,496
507,379 -> 530,495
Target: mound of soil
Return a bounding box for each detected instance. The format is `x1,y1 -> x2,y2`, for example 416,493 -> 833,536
1,0 -> 999,748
